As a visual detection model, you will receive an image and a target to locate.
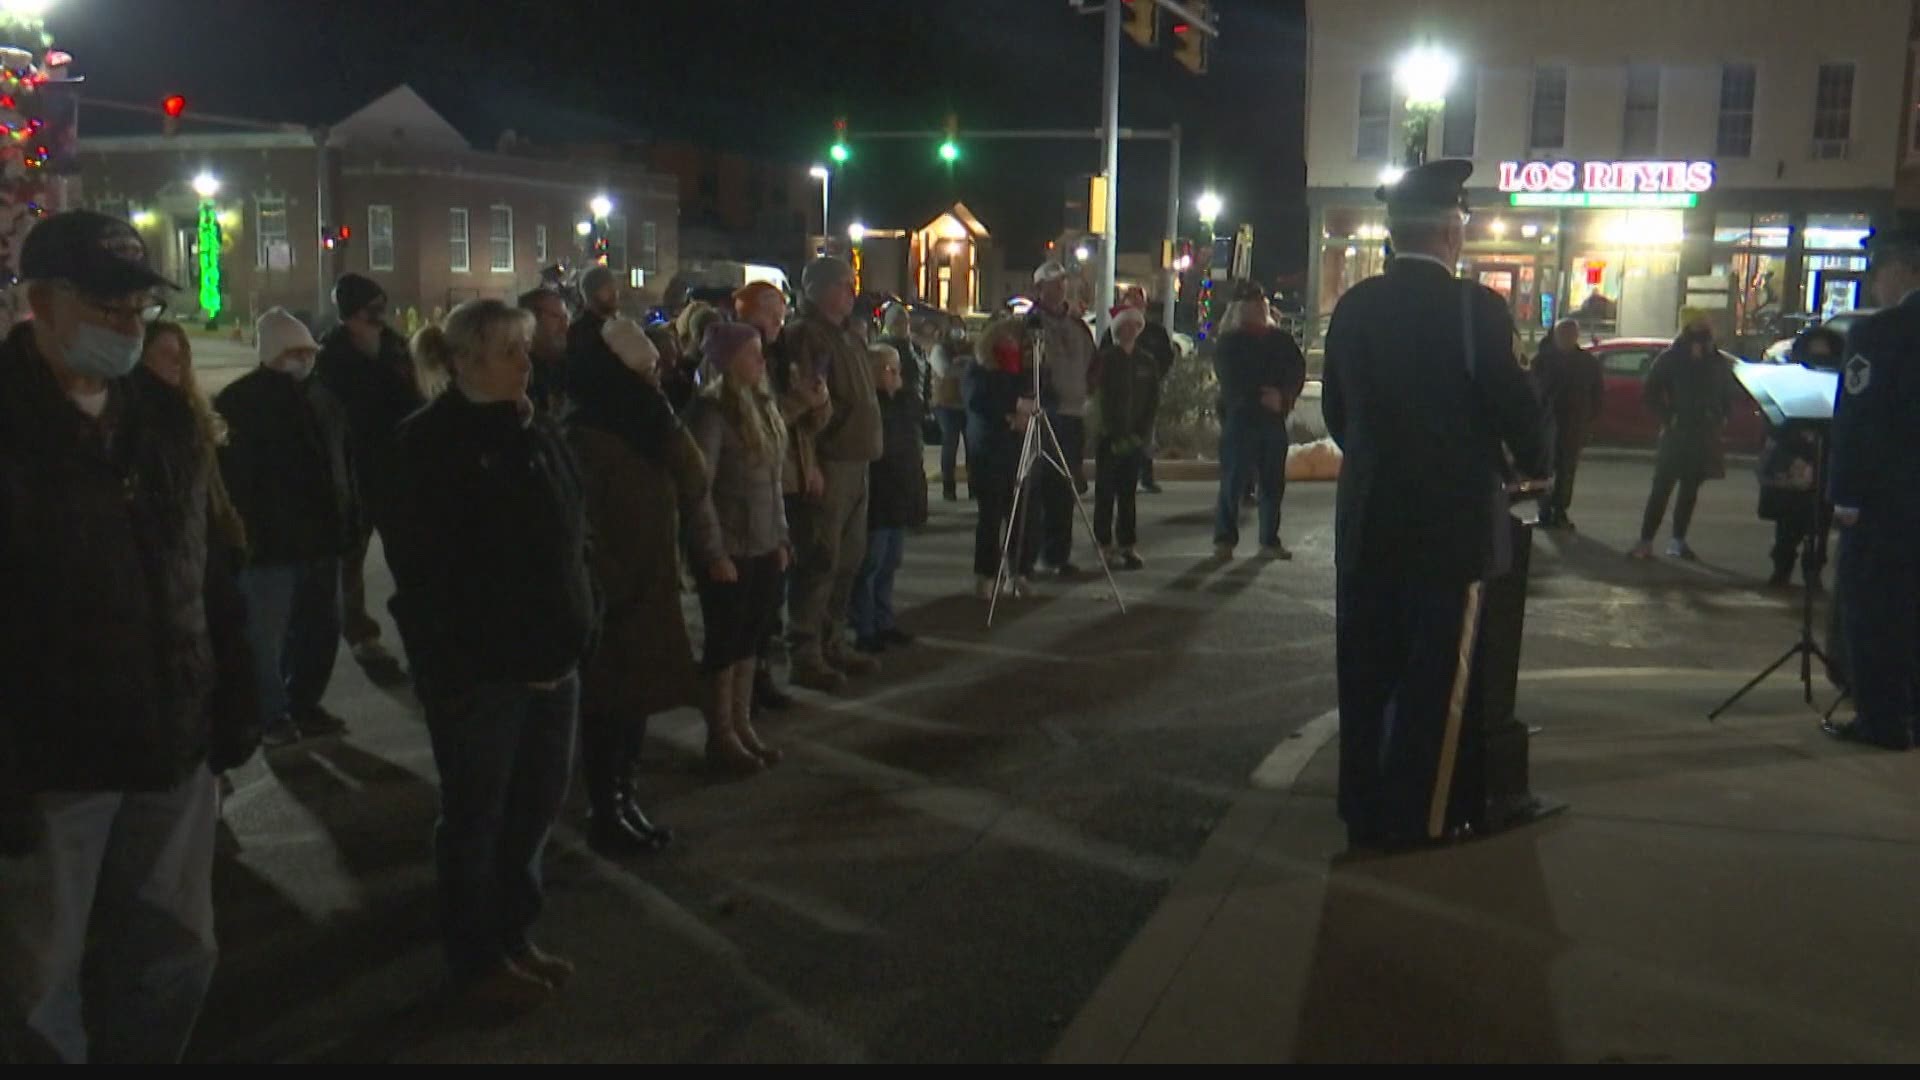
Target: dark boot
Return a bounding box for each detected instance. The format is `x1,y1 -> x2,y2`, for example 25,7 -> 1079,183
614,722 -> 671,849
584,721 -> 656,856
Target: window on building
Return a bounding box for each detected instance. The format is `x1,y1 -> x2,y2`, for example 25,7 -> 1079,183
488,205 -> 513,273
640,221 -> 658,272
368,205 -> 394,272
1441,76 -> 1476,157
1529,66 -> 1567,151
1717,64 -> 1757,158
449,207 -> 469,273
1623,64 -> 1660,155
256,196 -> 289,270
534,223 -> 549,264
1356,70 -> 1390,160
606,213 -> 629,272
1813,61 -> 1855,158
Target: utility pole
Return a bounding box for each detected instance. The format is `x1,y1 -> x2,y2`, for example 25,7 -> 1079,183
1162,122 -> 1180,329
1098,0 -> 1122,336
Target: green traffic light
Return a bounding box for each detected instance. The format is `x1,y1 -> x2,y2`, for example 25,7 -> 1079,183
830,142 -> 850,164
939,140 -> 960,163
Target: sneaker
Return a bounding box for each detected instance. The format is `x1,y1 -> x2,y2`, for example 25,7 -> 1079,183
1627,541 -> 1654,560
1666,538 -> 1698,560
1213,543 -> 1234,560
1260,542 -> 1294,561
1119,549 -> 1145,571
294,704 -> 349,737
510,943 -> 575,988
261,715 -> 301,748
877,628 -> 915,647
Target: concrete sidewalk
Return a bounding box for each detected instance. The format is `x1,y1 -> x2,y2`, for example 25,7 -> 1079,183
1051,672 -> 1920,1064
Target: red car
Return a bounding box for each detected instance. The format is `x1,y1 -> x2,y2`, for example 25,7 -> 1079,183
1583,338 -> 1767,453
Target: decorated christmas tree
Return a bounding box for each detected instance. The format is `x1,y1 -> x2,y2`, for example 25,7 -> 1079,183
0,3 -> 73,334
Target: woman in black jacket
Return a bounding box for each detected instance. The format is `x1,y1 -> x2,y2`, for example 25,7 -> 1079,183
386,298 -> 595,1012
964,318 -> 1039,598
1630,312 -> 1731,561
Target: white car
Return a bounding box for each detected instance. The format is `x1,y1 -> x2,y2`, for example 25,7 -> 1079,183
1764,309 -> 1875,363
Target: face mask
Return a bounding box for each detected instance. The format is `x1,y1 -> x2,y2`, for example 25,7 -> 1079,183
63,320 -> 145,380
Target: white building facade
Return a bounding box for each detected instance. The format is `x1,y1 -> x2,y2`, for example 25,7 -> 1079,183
1303,0 -> 1911,350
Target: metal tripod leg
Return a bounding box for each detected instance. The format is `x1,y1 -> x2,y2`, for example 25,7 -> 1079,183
1033,411 -> 1126,613
987,415 -> 1045,628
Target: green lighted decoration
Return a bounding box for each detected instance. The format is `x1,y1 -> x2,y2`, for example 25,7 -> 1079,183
196,199 -> 221,321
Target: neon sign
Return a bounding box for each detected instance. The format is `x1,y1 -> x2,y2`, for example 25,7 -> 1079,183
1497,159 -> 1713,208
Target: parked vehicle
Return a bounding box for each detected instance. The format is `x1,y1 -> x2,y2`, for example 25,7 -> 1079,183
1762,309 -> 1876,363
1587,338 -> 1768,453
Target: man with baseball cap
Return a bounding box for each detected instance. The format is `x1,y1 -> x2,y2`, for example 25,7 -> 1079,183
0,210 -> 254,1060
314,272 -> 421,687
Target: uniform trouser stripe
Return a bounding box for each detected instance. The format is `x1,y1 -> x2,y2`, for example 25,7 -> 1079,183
1427,581 -> 1485,839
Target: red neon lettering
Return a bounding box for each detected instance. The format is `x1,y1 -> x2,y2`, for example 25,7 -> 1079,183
1498,161 -> 1522,191
1686,161 -> 1715,192
1549,161 -> 1577,192
1583,162 -> 1618,191
1520,162 -> 1551,191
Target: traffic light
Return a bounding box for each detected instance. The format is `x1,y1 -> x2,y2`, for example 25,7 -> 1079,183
1172,1 -> 1209,75
1122,0 -> 1157,46
162,94 -> 186,136
830,116 -> 851,165
938,112 -> 960,164
322,225 -> 352,252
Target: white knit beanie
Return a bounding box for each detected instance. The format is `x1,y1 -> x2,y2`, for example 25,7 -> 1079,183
256,307 -> 319,366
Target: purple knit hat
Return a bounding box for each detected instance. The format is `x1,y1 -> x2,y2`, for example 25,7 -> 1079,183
701,320 -> 762,378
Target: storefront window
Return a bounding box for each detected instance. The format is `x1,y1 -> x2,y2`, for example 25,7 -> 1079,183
1804,253 -> 1866,318
1803,212 -> 1869,251
1712,211 -> 1790,248
1565,210 -> 1684,338
1317,207 -> 1390,318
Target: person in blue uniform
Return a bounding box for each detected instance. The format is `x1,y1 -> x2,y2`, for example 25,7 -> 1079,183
1322,159 -> 1549,850
1823,213 -> 1920,752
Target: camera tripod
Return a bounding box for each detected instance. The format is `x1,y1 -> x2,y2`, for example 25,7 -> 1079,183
986,322 -> 1126,628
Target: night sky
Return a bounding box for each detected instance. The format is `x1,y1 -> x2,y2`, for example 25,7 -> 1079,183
53,0 -> 1308,278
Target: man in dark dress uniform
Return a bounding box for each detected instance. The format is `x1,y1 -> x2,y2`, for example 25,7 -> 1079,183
1823,213 -> 1920,752
1322,159 -> 1549,850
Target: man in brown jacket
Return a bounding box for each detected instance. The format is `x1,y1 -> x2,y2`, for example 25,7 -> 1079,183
778,257 -> 882,691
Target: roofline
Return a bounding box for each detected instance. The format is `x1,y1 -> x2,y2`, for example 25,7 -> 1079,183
82,132 -> 318,152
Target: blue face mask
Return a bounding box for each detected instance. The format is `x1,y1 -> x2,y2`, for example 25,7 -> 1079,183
63,320 -> 145,380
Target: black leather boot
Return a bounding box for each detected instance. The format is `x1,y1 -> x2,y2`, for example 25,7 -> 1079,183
584,723 -> 656,856
614,729 -> 672,849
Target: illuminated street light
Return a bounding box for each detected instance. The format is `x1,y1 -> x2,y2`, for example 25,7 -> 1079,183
1,0 -> 57,19
1074,244 -> 1091,262
575,220 -> 593,237
1395,44 -> 1456,112
1488,218 -> 1508,237
809,165 -> 831,236
1196,191 -> 1223,226
191,171 -> 220,199
809,164 -> 829,180
589,194 -> 613,219
1378,165 -> 1406,186
848,222 -> 866,243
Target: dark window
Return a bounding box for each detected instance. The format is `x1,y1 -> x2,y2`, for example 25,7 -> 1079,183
1441,77 -> 1476,157
1717,64 -> 1756,157
1530,67 -> 1567,150
1356,70 -> 1390,160
1813,61 -> 1855,151
1623,65 -> 1660,155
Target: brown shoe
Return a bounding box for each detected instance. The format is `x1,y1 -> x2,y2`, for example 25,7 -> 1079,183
511,943 -> 575,988
730,661 -> 783,766
824,642 -> 880,677
705,673 -> 765,775
459,960 -> 553,1016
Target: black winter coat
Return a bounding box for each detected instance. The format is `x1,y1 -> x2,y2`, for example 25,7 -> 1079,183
0,328 -> 242,795
214,367 -> 358,565
869,386 -> 929,530
314,325 -> 422,526
384,390 -> 597,704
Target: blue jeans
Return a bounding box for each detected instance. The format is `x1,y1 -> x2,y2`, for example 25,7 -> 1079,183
423,676 -> 579,980
238,558 -> 342,725
1214,418 -> 1288,548
850,527 -> 906,639
936,406 -> 967,495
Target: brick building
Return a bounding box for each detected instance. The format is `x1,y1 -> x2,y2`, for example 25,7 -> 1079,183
77,86 -> 679,328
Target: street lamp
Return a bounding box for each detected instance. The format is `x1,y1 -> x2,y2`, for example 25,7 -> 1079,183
1074,244 -> 1092,263
1,0 -> 57,18
809,164 -> 831,236
847,222 -> 866,243
574,220 -> 593,237
1196,191 -> 1223,230
1378,165 -> 1406,187
589,194 -> 613,219
191,171 -> 221,199
1394,44 -> 1455,166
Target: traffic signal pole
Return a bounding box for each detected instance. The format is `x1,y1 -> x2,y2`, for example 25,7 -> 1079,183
1098,0 -> 1122,336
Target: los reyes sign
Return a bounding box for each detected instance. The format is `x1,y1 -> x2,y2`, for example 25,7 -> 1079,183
1497,160 -> 1715,208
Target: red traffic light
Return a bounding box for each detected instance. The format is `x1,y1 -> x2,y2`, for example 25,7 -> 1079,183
162,95 -> 187,118
338,225 -> 351,240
